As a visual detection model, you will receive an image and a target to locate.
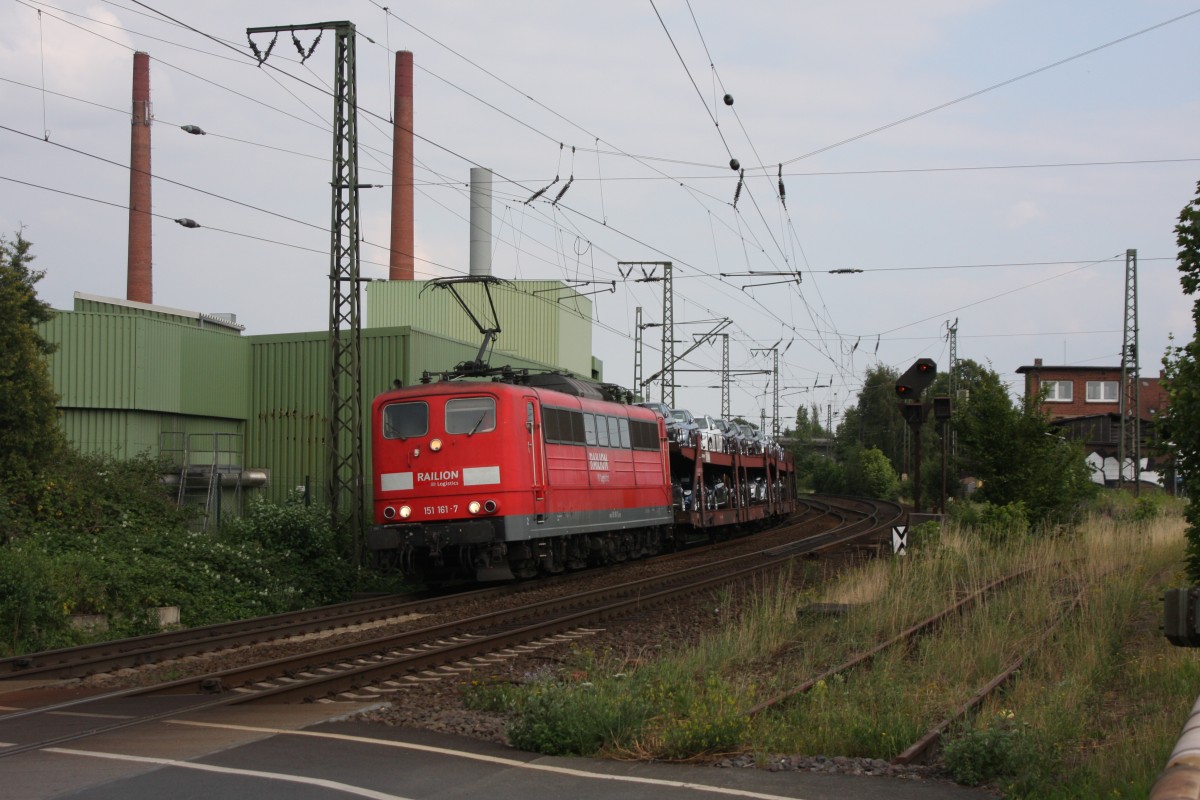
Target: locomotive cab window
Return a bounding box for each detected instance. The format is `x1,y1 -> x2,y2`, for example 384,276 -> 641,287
383,402 -> 429,440
445,397 -> 496,435
595,415 -> 610,447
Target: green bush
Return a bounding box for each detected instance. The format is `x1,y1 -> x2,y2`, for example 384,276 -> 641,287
906,520 -> 942,553
220,496 -> 354,608
657,676 -> 749,758
949,500 -> 1030,543
1131,494 -> 1165,521
3,452 -> 195,542
0,453 -> 360,654
0,543 -> 77,654
810,458 -> 846,494
943,714 -> 1045,788
506,680 -> 651,755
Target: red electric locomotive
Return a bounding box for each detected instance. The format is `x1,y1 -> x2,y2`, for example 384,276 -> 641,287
366,374 -> 674,581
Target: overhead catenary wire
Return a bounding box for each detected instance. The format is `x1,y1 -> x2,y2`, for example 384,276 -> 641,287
2,0 -> 1180,422
775,6 -> 1200,168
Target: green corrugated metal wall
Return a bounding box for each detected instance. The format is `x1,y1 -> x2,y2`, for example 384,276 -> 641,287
365,280 -> 594,378
43,312 -> 248,419
60,411 -> 245,463
245,326 -> 559,505
41,295 -> 596,513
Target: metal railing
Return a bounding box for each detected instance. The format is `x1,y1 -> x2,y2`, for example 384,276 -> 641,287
1150,694 -> 1200,800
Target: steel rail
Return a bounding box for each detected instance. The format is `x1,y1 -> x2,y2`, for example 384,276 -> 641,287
222,516 -> 889,704
892,586 -> 1087,765
0,504 -> 832,682
0,498 -> 886,758
208,500 -> 893,704
0,586 -> 525,680
743,568 -> 1034,717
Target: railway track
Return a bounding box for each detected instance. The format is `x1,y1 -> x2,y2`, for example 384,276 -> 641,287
0,584 -> 531,681
0,494 -> 893,759
743,558 -> 1091,765
0,499 -> 835,683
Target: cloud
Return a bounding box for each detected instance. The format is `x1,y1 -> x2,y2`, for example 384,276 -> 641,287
1005,200 -> 1046,229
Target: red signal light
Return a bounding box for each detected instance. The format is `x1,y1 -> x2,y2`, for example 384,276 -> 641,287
896,358 -> 937,399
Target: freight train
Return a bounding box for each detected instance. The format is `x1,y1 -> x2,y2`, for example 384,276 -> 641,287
365,371 -> 795,581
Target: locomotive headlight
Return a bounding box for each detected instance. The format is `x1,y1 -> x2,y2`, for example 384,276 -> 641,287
430,438 -> 443,452
468,500 -> 482,515
398,505 -> 412,519
383,506 -> 396,520
483,499 -> 498,513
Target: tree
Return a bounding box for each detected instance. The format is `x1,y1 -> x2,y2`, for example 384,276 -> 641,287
0,230 -> 65,478
791,403 -> 825,442
954,363 -> 1094,524
845,445 -> 900,499
835,364 -> 905,472
1165,179 -> 1200,579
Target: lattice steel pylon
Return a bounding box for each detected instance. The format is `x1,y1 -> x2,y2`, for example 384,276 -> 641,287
771,349 -> 779,440
634,306 -> 643,400
621,262 -> 673,403
1119,248 -> 1141,494
751,344 -> 781,440
661,262 -> 674,407
248,21 -> 364,552
947,318 -> 959,466
720,333 -> 730,419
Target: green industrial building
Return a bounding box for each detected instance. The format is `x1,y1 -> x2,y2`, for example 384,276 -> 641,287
41,281 -> 601,525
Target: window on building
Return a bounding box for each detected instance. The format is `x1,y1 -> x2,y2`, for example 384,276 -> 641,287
1086,381 -> 1119,402
1043,380 -> 1073,402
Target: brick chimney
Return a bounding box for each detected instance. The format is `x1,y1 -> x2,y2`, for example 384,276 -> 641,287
126,51 -> 153,303
388,50 -> 414,280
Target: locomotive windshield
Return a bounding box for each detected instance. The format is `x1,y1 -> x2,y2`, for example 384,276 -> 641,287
382,401 -> 428,440
445,397 -> 496,435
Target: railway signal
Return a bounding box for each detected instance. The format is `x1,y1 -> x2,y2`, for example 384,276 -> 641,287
896,358 -> 937,399
896,359 -> 937,514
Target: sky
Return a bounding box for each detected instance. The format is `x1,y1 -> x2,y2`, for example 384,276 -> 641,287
1,1 -> 1197,433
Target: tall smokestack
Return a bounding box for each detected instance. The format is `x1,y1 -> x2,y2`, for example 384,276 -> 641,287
388,50 -> 415,280
469,168 -> 492,277
127,51 -> 153,303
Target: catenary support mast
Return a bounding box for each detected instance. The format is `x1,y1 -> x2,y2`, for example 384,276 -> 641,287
248,21 -> 365,552
1119,248 -> 1141,495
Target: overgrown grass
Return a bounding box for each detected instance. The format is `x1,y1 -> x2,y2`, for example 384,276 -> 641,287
467,507 -> 1190,797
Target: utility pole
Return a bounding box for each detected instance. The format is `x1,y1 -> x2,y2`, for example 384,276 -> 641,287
248,21 -> 364,554
946,318 -> 959,483
620,262 -> 673,404
661,263 -> 674,407
947,319 -> 959,399
751,344 -> 781,440
1119,248 -> 1141,495
827,401 -> 833,460
634,306 -> 643,400
720,333 -> 730,419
